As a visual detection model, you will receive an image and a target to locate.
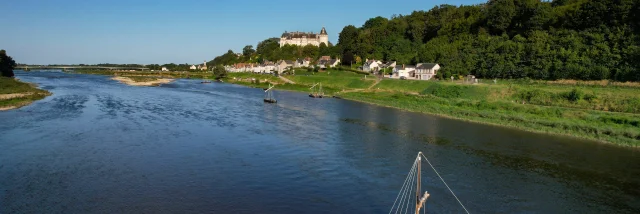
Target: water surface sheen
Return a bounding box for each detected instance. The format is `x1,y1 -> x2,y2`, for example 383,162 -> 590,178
1,71 -> 639,213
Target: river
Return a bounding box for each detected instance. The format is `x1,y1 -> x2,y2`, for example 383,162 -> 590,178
1,71 -> 639,213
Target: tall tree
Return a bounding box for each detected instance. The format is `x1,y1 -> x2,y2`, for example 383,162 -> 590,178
342,51 -> 355,66
256,38 -> 280,61
302,45 -> 319,59
242,45 -> 256,57
213,65 -> 227,80
337,25 -> 359,54
0,50 -> 17,77
487,0 -> 517,34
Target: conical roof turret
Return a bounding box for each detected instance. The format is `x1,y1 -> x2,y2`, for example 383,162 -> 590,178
320,27 -> 327,35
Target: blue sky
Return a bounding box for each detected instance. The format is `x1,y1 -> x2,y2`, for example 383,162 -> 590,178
1,0 -> 484,65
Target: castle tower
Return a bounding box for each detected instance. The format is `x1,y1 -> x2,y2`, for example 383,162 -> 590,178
319,27 -> 328,46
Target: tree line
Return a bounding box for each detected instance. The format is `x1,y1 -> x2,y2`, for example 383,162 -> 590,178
334,0 -> 640,81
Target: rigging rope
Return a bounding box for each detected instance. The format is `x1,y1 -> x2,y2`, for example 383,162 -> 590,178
396,159 -> 417,214
420,153 -> 470,214
389,157 -> 417,214
401,171 -> 416,214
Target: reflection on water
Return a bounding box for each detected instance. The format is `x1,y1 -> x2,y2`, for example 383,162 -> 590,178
0,71 -> 639,213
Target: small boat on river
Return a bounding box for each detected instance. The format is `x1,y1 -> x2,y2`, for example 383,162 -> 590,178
264,84 -> 277,103
309,83 -> 324,98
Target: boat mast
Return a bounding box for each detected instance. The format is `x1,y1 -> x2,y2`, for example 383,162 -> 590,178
310,83 -> 319,96
416,152 -> 430,214
416,154 -> 420,214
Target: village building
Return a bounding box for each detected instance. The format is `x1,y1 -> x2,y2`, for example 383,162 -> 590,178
317,58 -> 340,68
363,59 -> 383,73
415,63 -> 440,80
327,59 -> 340,68
261,61 -> 276,73
189,65 -> 197,70
276,60 -> 295,72
316,56 -> 334,68
230,63 -> 249,72
393,64 -> 416,79
161,67 -> 169,71
382,61 -> 397,69
197,61 -> 207,71
295,57 -> 312,68
279,27 -> 328,47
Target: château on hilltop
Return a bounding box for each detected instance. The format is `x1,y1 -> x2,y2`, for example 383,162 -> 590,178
279,27 -> 328,47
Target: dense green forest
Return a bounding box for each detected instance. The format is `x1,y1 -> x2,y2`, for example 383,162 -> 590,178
336,0 -> 640,81
212,0 -> 640,81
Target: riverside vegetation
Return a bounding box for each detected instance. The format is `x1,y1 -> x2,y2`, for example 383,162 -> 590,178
0,50 -> 51,110
0,77 -> 51,110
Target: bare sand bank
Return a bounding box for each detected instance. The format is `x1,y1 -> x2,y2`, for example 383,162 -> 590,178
111,76 -> 174,86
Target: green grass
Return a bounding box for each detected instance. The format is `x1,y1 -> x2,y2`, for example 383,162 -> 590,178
340,91 -> 640,147
224,72 -> 282,83
0,77 -> 42,94
375,79 -> 640,114
287,70 -> 375,90
0,77 -> 51,109
375,79 -> 437,93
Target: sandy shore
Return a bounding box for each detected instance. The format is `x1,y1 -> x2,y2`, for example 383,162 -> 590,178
0,93 -> 33,100
0,92 -> 50,111
0,106 -> 18,111
0,93 -> 32,110
111,76 -> 174,86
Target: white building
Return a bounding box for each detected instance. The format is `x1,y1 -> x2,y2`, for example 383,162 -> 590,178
382,61 -> 397,69
261,62 -> 276,74
161,67 -> 169,71
415,63 -> 440,80
327,59 -> 340,68
190,65 -> 197,70
393,64 -> 416,79
295,58 -> 312,68
363,59 -> 383,73
276,60 -> 294,72
279,27 -> 328,47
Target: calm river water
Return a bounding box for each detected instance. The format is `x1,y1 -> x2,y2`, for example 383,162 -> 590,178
1,71 -> 639,213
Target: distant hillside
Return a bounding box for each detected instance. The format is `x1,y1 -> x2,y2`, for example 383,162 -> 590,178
334,0 -> 640,81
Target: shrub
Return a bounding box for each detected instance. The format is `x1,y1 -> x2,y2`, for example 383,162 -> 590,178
516,89 -> 554,104
562,88 -> 584,102
422,84 -> 463,98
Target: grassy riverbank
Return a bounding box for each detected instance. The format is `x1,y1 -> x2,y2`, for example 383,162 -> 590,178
0,77 -> 51,110
341,91 -> 640,146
